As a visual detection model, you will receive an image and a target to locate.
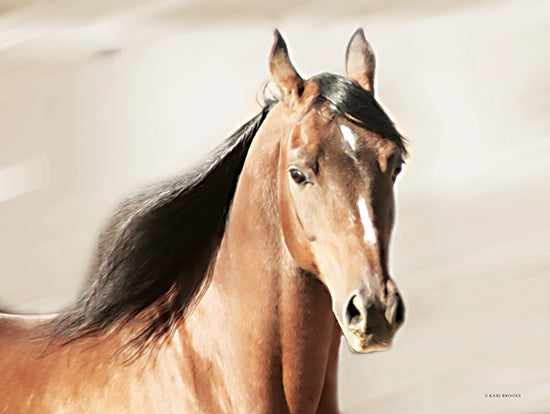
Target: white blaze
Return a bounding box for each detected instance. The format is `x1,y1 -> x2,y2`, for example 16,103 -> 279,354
357,198 -> 377,244
340,125 -> 357,151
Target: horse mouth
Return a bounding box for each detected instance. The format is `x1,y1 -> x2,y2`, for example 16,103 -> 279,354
345,333 -> 393,354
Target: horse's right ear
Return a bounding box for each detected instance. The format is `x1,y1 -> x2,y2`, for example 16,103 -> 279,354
269,30 -> 305,107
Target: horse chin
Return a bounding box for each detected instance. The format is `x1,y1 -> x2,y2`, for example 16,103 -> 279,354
343,332 -> 394,354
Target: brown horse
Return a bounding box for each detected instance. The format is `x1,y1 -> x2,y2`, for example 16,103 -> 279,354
0,29 -> 407,414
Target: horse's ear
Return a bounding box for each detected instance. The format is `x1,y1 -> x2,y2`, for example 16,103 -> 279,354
345,28 -> 376,94
269,30 -> 305,106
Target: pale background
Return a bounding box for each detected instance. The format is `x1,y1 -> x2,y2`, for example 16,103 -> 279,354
0,0 -> 548,413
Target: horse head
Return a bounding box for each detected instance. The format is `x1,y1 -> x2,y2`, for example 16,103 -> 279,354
272,29 -> 406,353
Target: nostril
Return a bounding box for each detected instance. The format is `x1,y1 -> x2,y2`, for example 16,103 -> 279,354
395,294 -> 405,325
345,295 -> 361,326
345,295 -> 368,334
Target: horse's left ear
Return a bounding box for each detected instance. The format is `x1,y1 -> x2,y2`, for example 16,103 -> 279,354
345,28 -> 376,94
269,30 -> 306,107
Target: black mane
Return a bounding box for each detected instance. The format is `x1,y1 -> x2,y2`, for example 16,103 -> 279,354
47,73 -> 405,351
47,100 -> 276,349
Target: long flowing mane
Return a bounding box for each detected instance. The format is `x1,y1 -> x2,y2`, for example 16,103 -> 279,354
46,73 -> 405,350
47,100 -> 276,349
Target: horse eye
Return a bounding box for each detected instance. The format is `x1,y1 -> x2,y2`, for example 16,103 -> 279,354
392,166 -> 402,182
289,168 -> 307,185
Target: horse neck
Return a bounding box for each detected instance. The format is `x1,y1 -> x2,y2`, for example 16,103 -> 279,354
178,104 -> 341,413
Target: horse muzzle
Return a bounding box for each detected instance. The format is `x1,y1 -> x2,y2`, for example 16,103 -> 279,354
341,286 -> 405,353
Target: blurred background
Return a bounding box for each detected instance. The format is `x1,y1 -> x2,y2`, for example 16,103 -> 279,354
0,0 -> 548,412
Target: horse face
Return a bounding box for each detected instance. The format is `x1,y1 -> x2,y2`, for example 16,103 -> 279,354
271,29 -> 405,353
279,108 -> 405,353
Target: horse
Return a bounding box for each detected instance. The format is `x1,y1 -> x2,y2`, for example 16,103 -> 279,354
0,29 -> 407,414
